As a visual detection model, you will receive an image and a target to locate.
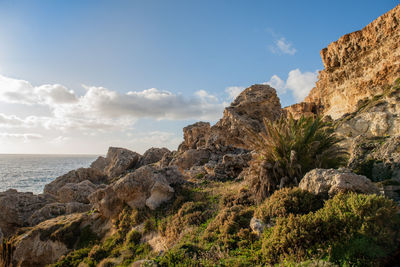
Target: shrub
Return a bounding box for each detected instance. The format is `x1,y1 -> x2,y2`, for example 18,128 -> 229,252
255,187 -> 323,222
262,193 -> 400,266
247,115 -> 348,201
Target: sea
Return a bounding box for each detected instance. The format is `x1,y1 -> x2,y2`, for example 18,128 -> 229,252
0,154 -> 99,194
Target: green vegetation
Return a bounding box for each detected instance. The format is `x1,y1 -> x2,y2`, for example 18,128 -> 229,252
247,115 -> 348,201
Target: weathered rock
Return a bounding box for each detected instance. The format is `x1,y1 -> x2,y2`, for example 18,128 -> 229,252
283,102 -> 319,119
305,5 -> 400,119
208,84 -> 282,149
28,202 -> 91,226
299,168 -> 380,197
169,148 -> 211,170
178,122 -> 211,152
57,180 -> 102,204
91,147 -> 141,178
89,165 -> 185,217
347,135 -> 400,182
138,147 -> 170,166
209,153 -> 252,181
44,168 -> 107,197
0,213 -> 97,267
250,217 -> 265,236
0,189 -> 54,237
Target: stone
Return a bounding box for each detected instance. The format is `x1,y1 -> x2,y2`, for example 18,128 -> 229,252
299,168 -> 380,197
92,147 -> 142,178
305,5 -> 400,119
250,217 -> 265,236
89,165 -> 185,218
57,180 -> 102,204
178,122 -> 211,152
138,147 -> 170,166
0,228 -> 3,244
44,168 -> 107,197
208,84 -> 282,150
210,153 -> 252,181
169,148 -> 211,170
0,189 -> 54,237
130,260 -> 157,267
0,213 -> 94,267
28,202 -> 91,226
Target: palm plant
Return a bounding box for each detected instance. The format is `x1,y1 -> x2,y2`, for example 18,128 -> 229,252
247,115 -> 348,202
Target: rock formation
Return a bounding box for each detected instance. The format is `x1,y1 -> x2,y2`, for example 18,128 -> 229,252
299,168 -> 380,197
304,5 -> 400,119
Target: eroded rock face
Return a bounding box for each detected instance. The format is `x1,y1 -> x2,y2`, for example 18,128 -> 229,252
208,153 -> 252,181
89,165 -> 185,218
44,168 -> 107,198
305,5 -> 400,119
208,84 -> 282,150
299,168 -> 380,197
91,147 -> 141,178
178,122 -> 211,152
169,149 -> 211,171
28,202 -> 90,226
0,190 -> 54,237
0,213 -> 100,267
57,180 -> 103,204
138,147 -> 170,166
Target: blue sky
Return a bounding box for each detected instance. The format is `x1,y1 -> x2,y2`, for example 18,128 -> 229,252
0,0 -> 397,154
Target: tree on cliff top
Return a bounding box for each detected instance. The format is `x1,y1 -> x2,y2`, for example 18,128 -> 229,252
247,114 -> 348,201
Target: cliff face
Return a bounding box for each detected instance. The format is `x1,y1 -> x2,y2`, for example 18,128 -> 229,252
305,4 -> 400,119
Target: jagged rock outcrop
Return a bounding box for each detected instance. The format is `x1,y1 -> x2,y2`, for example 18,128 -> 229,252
283,102 -> 319,119
0,213 -> 105,267
169,148 -> 211,171
44,168 -> 108,198
28,202 -> 90,226
178,122 -> 211,152
0,190 -> 55,237
138,147 -> 170,166
56,180 -> 104,204
305,5 -> 400,119
91,147 -> 141,178
89,165 -> 185,218
208,84 -> 282,150
299,168 -> 380,197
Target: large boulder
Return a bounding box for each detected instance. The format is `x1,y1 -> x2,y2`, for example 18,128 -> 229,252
299,168 -> 380,197
0,213 -> 103,267
91,147 -> 141,178
0,189 -> 54,237
56,180 -> 103,204
208,84 -> 282,150
209,153 -> 252,181
169,149 -> 211,170
44,168 -> 107,197
178,122 -> 211,152
28,202 -> 90,226
89,165 -> 185,218
138,147 -> 170,166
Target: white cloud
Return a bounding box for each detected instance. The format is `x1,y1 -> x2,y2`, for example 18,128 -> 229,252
269,37 -> 296,55
266,69 -> 318,101
0,132 -> 43,142
225,86 -> 244,100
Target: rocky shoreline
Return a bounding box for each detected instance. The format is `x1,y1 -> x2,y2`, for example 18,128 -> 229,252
1,4 -> 400,267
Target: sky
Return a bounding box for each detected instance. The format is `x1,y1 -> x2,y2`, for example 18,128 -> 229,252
0,0 -> 397,154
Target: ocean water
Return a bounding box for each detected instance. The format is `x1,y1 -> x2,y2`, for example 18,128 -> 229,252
0,154 -> 99,194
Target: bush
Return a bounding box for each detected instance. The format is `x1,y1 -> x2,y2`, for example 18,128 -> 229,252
247,115 -> 348,201
255,187 -> 323,222
262,193 -> 400,266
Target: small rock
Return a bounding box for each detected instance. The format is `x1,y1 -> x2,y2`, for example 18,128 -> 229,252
250,217 -> 265,236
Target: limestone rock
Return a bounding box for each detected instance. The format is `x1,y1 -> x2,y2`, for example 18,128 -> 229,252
283,102 -> 319,119
138,147 -> 170,166
57,180 -> 102,204
305,5 -> 400,119
209,153 -> 252,181
0,189 -> 54,237
208,84 -> 281,150
299,168 -> 380,197
89,165 -> 185,217
91,147 -> 141,178
44,168 -> 107,197
169,148 -> 211,170
178,122 -> 211,152
250,217 -> 265,236
28,202 -> 91,226
0,213 -> 95,267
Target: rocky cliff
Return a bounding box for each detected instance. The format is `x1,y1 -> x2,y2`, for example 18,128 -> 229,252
304,4 -> 400,119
